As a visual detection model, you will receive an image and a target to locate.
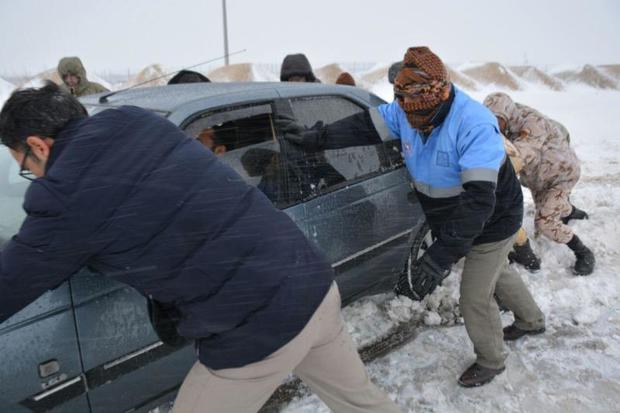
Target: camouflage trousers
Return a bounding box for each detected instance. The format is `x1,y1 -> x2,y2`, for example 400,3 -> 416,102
532,185 -> 575,244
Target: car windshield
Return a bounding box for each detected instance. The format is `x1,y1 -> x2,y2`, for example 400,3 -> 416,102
0,147 -> 28,245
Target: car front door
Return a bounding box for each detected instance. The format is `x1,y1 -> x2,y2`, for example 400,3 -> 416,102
68,270 -> 195,413
0,149 -> 90,413
279,95 -> 420,303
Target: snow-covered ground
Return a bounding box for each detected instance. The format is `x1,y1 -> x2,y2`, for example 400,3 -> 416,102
1,66 -> 619,413
282,86 -> 620,412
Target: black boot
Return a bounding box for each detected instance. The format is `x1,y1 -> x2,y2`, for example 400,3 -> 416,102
566,235 -> 595,275
561,205 -> 589,224
508,239 -> 541,272
458,363 -> 505,388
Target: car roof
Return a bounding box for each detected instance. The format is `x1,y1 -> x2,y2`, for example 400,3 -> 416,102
80,82 -> 382,115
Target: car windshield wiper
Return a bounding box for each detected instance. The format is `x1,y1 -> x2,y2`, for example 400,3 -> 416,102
98,49 -> 246,103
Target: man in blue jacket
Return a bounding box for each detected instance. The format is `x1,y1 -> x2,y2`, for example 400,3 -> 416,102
0,82 -> 400,413
280,47 -> 546,387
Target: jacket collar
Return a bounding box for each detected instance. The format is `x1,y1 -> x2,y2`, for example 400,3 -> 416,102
45,118 -> 86,173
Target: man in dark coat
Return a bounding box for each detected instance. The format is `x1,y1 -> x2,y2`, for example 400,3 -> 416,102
0,82 -> 400,413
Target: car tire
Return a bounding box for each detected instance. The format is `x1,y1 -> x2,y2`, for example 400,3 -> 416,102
405,221 -> 433,278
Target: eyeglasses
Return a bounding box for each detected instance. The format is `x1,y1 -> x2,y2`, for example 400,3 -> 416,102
19,146 -> 36,181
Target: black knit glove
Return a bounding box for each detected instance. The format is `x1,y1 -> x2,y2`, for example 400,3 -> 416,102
275,115 -> 323,151
394,253 -> 451,301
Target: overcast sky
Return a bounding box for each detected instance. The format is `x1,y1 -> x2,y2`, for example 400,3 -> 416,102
1,0 -> 619,76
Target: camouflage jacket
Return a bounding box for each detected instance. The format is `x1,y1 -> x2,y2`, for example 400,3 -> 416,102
57,56 -> 109,97
484,92 -> 580,193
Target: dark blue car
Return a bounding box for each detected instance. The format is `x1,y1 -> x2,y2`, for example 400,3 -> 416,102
0,82 -> 429,412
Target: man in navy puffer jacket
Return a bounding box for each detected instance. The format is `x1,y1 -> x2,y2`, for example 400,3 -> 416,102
0,82 -> 400,413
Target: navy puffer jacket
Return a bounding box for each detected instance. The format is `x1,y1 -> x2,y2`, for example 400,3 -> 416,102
0,106 -> 333,369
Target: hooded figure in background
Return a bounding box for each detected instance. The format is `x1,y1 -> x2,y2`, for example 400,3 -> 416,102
57,56 -> 109,97
484,92 -> 594,276
280,53 -> 320,82
167,70 -> 211,85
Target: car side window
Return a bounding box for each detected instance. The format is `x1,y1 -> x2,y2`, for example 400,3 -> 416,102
184,103 -> 294,208
288,96 -> 395,199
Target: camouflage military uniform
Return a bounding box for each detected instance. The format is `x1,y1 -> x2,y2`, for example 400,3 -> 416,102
57,57 -> 109,97
484,93 -> 579,244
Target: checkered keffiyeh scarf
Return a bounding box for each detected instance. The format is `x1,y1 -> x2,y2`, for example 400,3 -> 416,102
394,47 -> 451,131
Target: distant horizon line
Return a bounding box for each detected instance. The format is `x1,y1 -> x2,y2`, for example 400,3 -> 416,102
2,60 -> 620,79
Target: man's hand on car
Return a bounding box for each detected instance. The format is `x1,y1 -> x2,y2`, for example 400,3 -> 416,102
394,253 -> 450,301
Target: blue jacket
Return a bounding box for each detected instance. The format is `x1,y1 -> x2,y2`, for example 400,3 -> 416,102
376,87 -> 523,267
314,86 -> 523,268
0,106 -> 333,370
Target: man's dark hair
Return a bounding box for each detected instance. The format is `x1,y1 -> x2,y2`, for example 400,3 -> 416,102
0,81 -> 88,150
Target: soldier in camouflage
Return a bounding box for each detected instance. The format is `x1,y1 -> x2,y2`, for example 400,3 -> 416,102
484,92 -> 594,275
57,57 -> 109,97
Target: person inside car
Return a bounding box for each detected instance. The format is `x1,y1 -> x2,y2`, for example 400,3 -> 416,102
197,127 -> 228,155
278,46 -> 546,388
0,82 -> 401,413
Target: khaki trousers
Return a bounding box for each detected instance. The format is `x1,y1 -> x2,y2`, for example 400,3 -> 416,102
172,283 -> 401,413
460,234 -> 545,369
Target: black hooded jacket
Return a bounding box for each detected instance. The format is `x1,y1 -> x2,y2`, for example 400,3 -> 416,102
280,53 -> 319,82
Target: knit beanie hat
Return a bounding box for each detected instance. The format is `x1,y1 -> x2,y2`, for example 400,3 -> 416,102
394,47 -> 451,131
335,72 -> 356,86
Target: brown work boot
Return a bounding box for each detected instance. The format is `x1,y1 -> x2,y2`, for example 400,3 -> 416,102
503,323 -> 546,341
458,363 -> 505,388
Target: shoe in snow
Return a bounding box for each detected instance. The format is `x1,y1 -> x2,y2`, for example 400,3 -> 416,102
503,323 -> 546,341
458,363 -> 505,388
508,239 -> 541,272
